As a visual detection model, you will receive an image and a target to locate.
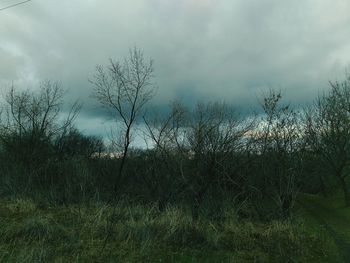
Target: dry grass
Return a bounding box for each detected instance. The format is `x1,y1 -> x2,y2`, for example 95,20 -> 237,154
0,198 -> 335,262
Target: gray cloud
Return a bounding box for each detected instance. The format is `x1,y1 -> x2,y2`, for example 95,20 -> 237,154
1,0 -> 350,138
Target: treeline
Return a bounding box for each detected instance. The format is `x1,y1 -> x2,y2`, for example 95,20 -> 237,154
0,48 -> 349,222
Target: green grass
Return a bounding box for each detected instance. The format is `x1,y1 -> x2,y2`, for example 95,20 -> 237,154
296,192 -> 350,262
0,197 -> 338,262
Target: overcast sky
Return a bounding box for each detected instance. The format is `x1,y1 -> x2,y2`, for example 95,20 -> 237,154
1,0 -> 350,138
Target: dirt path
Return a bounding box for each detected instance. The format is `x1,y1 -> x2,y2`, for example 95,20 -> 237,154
299,197 -> 350,263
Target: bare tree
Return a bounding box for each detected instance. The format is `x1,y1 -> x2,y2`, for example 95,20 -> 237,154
143,101 -> 189,210
305,76 -> 350,206
0,81 -> 80,166
255,90 -> 303,218
55,128 -> 105,159
91,47 -> 156,194
145,101 -> 252,220
185,102 -> 253,220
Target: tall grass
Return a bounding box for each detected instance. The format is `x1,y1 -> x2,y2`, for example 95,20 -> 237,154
0,198 -> 334,262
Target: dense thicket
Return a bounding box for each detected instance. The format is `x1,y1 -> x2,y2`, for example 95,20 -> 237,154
0,52 -> 349,222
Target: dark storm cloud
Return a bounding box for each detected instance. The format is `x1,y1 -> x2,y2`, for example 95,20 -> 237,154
1,0 -> 350,137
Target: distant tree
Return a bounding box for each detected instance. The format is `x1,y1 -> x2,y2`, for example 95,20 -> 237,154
143,101 -> 189,211
185,102 -> 252,220
254,90 -> 303,218
145,101 -> 252,220
0,81 -> 80,168
55,128 -> 105,159
91,47 -> 156,195
305,76 -> 350,207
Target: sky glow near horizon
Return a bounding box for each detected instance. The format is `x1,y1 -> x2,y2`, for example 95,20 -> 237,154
1,0 -> 350,141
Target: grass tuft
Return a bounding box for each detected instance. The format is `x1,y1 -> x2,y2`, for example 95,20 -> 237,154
0,197 -> 338,262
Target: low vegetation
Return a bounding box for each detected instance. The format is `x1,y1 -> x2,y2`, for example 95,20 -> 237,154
0,198 -> 338,262
1,49 -> 350,261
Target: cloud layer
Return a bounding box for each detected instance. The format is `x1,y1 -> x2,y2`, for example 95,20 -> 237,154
1,0 -> 350,137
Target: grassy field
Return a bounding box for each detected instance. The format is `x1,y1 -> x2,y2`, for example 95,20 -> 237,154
0,196 -> 344,263
297,193 -> 350,262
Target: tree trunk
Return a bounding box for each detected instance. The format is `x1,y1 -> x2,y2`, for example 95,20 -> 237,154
114,142 -> 129,195
340,177 -> 350,207
191,191 -> 204,222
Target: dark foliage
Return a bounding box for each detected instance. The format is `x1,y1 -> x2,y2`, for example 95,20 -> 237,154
1,71 -> 349,222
